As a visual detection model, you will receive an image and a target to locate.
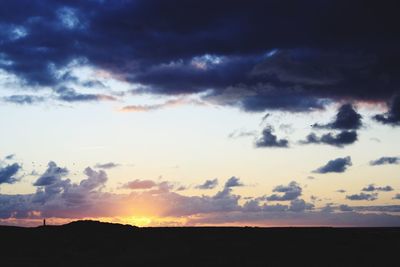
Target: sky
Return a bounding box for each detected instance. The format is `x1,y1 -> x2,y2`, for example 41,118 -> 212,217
1,0 -> 400,227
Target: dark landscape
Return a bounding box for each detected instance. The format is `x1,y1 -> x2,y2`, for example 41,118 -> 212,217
0,220 -> 399,267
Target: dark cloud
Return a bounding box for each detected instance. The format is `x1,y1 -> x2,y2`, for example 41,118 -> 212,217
346,193 -> 378,201
31,162 -> 71,204
122,179 -> 157,190
289,199 -> 314,212
175,185 -> 187,191
394,194 -> 400,200
313,104 -> 362,130
195,187 -> 241,214
350,205 -> 400,212
369,156 -> 400,166
33,161 -> 68,187
339,204 -> 353,212
242,199 -> 262,212
313,156 -> 352,174
261,113 -> 271,123
320,204 -> 335,213
300,131 -> 357,148
37,166 -> 107,208
374,95 -> 400,126
21,161 -> 108,209
255,126 -> 288,148
0,163 -> 21,184
81,80 -> 107,89
94,162 -> 120,169
236,89 -> 327,113
362,184 -> 394,192
244,196 -> 313,213
55,87 -> 116,103
228,130 -> 256,139
195,178 -> 218,190
185,208 -> 400,227
262,203 -> 288,212
266,181 -> 302,201
3,95 -> 44,104
0,1 -> 398,110
5,154 -> 15,160
302,104 -> 361,147
224,177 -> 243,188
78,167 -> 107,192
336,189 -> 346,193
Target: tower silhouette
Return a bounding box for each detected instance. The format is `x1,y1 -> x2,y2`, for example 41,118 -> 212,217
43,218 -> 46,227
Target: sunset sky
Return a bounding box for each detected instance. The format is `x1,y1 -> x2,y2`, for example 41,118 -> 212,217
1,0 -> 400,227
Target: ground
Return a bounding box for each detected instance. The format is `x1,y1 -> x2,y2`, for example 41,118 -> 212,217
0,220 -> 399,266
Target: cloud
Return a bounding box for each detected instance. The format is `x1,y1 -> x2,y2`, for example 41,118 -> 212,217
1,167 -> 244,220
346,193 -> 378,201
184,206 -> 400,227
195,179 -> 218,190
120,179 -> 177,194
301,104 -> 361,147
289,199 -> 314,212
233,86 -> 327,113
0,1 -> 398,112
55,87 -> 116,103
374,95 -> 400,126
4,154 -> 15,160
33,161 -> 69,187
120,97 -> 206,112
262,204 -> 288,212
279,124 -> 295,134
350,205 -> 400,213
224,177 -> 243,188
3,95 -> 45,104
122,180 -> 157,190
175,185 -> 187,191
228,130 -> 256,139
0,163 -> 21,184
339,204 -> 353,212
369,156 -> 400,166
255,126 -> 289,148
244,196 -> 313,213
394,194 -> 400,200
300,131 -> 357,148
94,162 -> 120,169
313,104 -> 362,130
242,199 -> 262,212
78,167 -> 108,192
31,162 -> 71,205
266,181 -> 302,201
313,156 -> 352,174
30,162 -> 108,208
2,160 -> 400,227
362,184 -> 394,192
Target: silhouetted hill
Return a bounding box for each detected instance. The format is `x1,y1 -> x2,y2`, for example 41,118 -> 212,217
0,221 -> 399,266
60,219 -> 138,230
